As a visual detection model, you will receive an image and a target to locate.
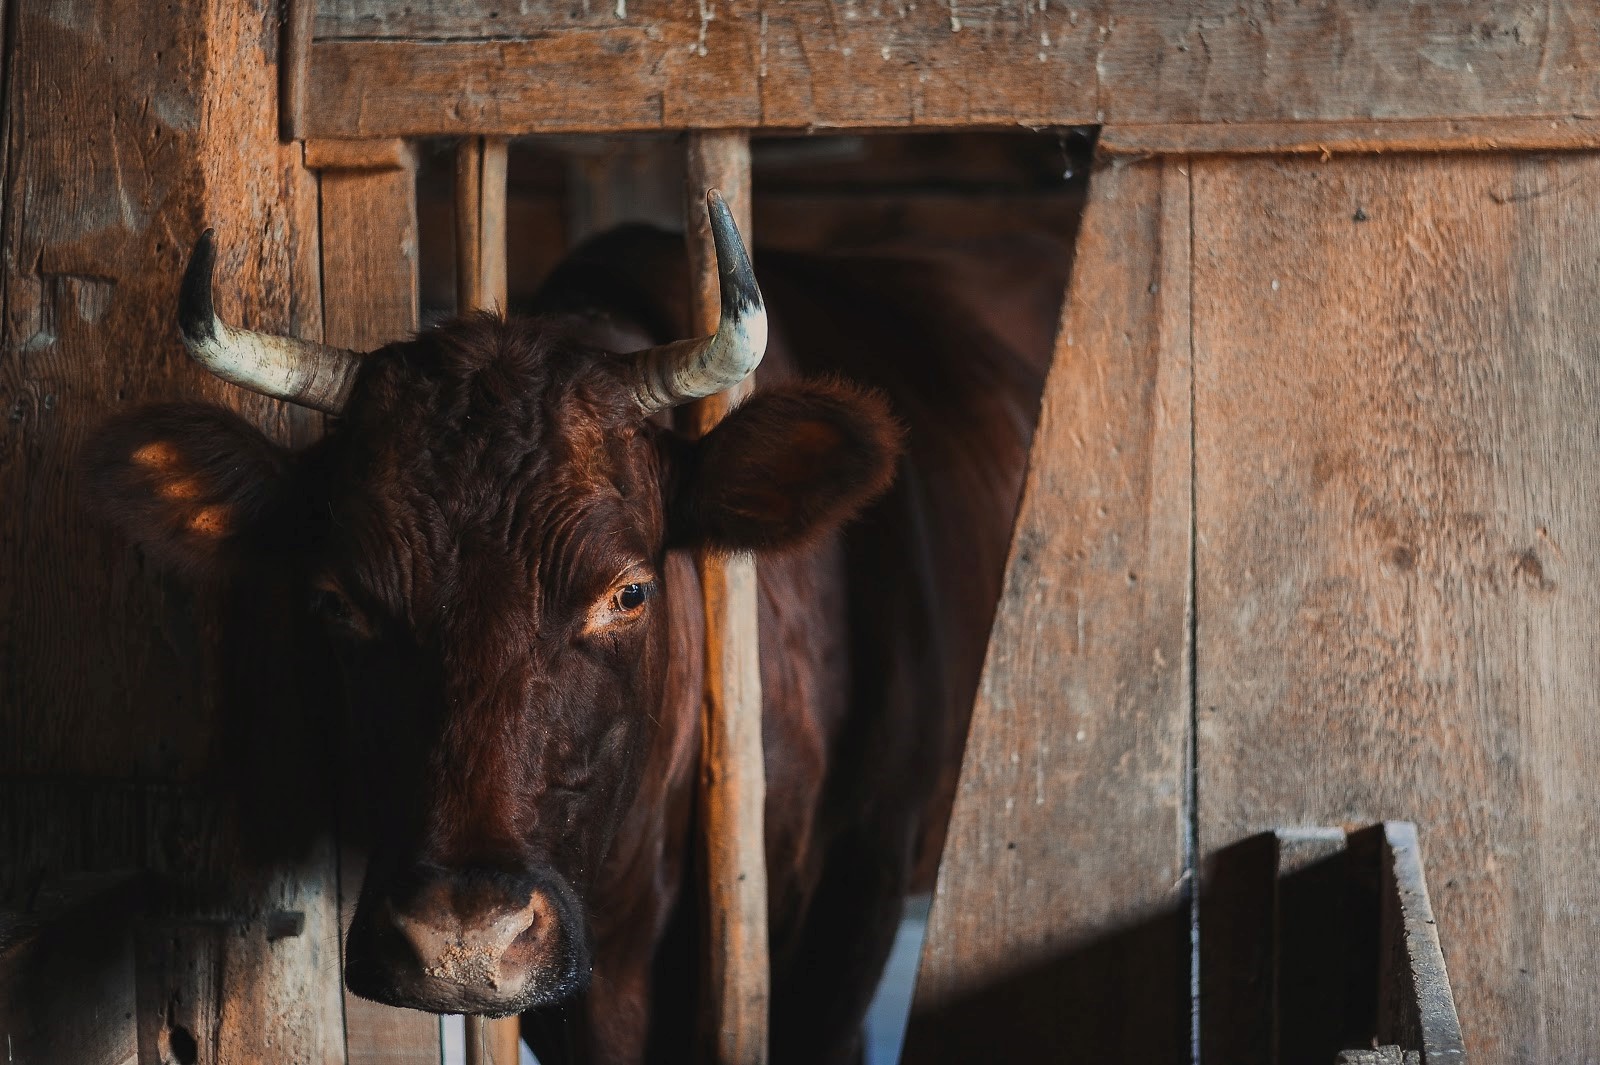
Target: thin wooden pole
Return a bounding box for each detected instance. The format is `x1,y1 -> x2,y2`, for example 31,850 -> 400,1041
463,1014 -> 523,1065
455,136 -> 520,1063
684,131 -> 770,1065
454,136 -> 509,314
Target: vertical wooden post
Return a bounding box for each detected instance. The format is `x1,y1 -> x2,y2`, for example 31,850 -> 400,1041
307,136 -> 444,1065
279,0 -> 315,140
455,136 -> 510,314
454,134 -> 521,1065
463,1014 -> 523,1065
685,131 -> 770,1065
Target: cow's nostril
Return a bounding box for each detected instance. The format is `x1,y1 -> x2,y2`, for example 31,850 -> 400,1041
347,870 -> 585,1015
390,888 -> 554,993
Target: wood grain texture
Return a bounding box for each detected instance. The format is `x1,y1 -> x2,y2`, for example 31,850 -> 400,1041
304,137 -> 415,172
903,155 -> 1192,1062
1380,823 -> 1466,1064
684,131 -> 770,1065
464,1014 -> 523,1065
319,153 -> 443,1065
455,138 -> 484,315
0,0 -> 346,1057
281,0 -> 316,140
453,136 -> 510,315
1191,150 -> 1600,1063
305,1 -> 1600,136
1101,116 -> 1600,158
319,146 -> 420,351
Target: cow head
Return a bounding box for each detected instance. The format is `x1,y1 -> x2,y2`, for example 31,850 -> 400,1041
86,195 -> 900,1016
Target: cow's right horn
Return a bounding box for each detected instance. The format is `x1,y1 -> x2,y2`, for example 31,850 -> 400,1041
179,229 -> 363,414
626,190 -> 768,414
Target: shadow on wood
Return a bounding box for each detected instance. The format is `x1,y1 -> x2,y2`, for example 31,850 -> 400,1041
902,902 -> 1190,1064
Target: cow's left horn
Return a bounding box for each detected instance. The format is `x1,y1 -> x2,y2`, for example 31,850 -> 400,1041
627,190 -> 768,414
179,229 -> 363,414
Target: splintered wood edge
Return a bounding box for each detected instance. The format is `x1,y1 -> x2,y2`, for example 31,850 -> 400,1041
1382,822 -> 1467,1064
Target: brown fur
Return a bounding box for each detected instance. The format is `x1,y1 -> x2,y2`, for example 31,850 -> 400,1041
85,230 -> 1065,1064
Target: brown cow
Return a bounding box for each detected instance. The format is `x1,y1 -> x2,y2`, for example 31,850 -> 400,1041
87,195 -> 1061,1065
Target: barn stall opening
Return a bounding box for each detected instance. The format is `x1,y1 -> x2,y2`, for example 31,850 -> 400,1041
4,1 -> 1598,1063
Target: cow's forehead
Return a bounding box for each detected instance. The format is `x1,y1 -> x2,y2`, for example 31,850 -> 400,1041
310,318 -> 666,603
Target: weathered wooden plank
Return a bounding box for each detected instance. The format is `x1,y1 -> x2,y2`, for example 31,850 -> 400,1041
452,136 -> 510,315
305,138 -> 415,172
1192,150 -> 1600,1062
903,155 -> 1192,1062
315,147 -> 443,1065
305,2 -> 1600,137
1101,116 -> 1600,158
1379,823 -> 1467,1065
316,144 -> 420,349
281,0 -> 316,139
682,131 -> 769,1065
0,0 -> 347,1058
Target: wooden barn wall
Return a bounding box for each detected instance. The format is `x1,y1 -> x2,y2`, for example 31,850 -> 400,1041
304,0 -> 1600,137
1191,150 -> 1600,1062
0,0 -> 342,1059
906,155 -> 1194,1063
911,147 -> 1600,1063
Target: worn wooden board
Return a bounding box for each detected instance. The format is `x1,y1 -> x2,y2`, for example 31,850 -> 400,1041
903,155 -> 1192,1062
1192,150 -> 1600,1062
1101,116 -> 1600,158
316,147 -> 444,1065
304,1 -> 1600,136
0,0 -> 348,1058
318,145 -> 420,350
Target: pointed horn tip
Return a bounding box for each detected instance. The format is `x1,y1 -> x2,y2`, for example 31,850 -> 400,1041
179,228 -> 219,343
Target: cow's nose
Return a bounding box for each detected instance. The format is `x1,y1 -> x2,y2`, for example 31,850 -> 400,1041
393,880 -> 550,990
347,868 -> 584,1016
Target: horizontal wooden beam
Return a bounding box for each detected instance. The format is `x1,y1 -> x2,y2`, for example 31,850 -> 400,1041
1100,115 -> 1600,157
303,137 -> 415,171
304,2 -> 1600,138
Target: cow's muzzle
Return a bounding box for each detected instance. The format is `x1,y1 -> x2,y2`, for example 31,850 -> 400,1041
345,864 -> 589,1016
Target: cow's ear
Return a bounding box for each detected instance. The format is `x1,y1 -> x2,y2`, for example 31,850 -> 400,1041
84,403 -> 292,578
668,380 -> 903,553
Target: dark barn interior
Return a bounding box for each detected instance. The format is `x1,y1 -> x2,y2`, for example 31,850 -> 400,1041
5,2 -> 1600,1064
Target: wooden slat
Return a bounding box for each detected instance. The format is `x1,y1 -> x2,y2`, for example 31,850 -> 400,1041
1379,824 -> 1466,1064
317,141 -> 440,1065
1192,150 -> 1600,1062
305,138 -> 416,172
464,1014 -> 522,1065
280,0 -> 316,140
318,143 -> 420,349
684,131 -> 769,1065
903,155 -> 1193,1062
448,137 -> 522,1064
1101,115 -> 1600,158
0,0 -> 347,1057
453,137 -> 509,314
454,139 -> 484,314
304,2 -> 1600,137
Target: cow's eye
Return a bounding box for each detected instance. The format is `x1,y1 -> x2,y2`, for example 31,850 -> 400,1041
310,584 -> 366,636
615,582 -> 654,613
